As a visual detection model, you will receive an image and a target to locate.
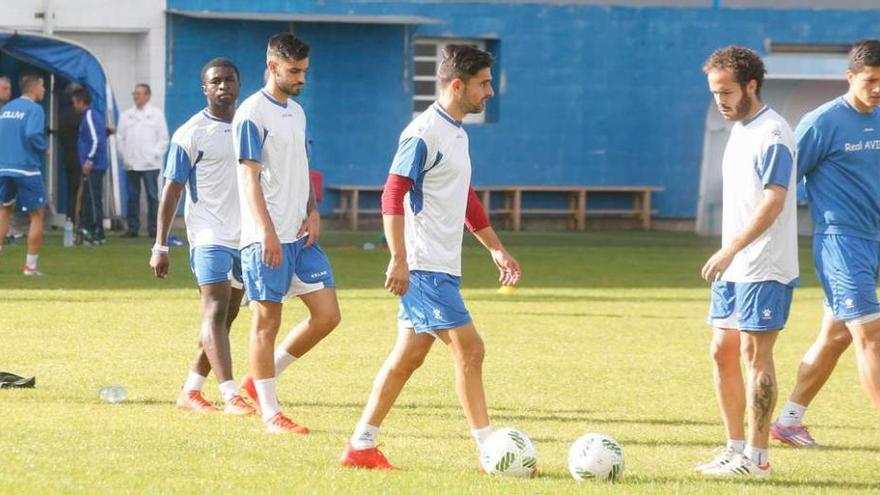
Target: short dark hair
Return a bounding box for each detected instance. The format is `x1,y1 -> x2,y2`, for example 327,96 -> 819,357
267,33 -> 310,61
848,39 -> 880,73
201,57 -> 240,82
71,87 -> 91,105
703,45 -> 766,96
135,83 -> 151,95
19,72 -> 43,93
437,44 -> 495,86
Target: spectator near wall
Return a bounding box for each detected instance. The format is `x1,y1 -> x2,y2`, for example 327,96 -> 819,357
116,83 -> 168,238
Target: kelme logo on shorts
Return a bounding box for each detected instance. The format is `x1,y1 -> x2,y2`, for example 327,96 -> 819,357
762,308 -> 772,320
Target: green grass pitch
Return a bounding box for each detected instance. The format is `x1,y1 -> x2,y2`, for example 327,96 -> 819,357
1,230 -> 879,494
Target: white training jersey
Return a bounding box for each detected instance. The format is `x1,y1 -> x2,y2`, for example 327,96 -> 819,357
721,106 -> 799,285
389,103 -> 472,276
233,90 -> 310,247
164,109 -> 239,249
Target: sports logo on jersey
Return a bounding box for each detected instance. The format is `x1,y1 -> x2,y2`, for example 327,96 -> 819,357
762,308 -> 772,320
433,308 -> 445,321
845,298 -> 855,309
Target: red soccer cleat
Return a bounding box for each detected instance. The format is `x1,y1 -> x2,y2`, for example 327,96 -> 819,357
340,442 -> 400,470
224,395 -> 258,416
176,390 -> 219,413
240,374 -> 259,404
265,412 -> 310,435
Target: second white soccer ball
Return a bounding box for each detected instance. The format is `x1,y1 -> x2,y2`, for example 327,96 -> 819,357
479,427 -> 538,478
568,433 -> 625,482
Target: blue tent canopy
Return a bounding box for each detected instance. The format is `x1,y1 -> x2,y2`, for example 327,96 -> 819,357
0,31 -> 124,219
0,31 -> 110,116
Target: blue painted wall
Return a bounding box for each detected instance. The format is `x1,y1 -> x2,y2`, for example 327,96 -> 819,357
166,1 -> 880,218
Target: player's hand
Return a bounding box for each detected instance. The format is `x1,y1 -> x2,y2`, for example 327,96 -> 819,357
298,209 -> 320,247
83,160 -> 93,175
385,256 -> 410,296
701,247 -> 735,282
262,230 -> 282,268
150,253 -> 169,278
491,248 -> 522,286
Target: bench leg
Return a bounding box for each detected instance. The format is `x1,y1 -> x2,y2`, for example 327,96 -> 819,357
351,190 -> 360,231
513,189 -> 522,232
577,191 -> 586,231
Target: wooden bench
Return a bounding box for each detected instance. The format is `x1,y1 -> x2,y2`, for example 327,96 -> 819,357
327,185 -> 663,231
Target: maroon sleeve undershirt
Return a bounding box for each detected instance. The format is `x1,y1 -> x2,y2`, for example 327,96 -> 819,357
381,175 -> 491,232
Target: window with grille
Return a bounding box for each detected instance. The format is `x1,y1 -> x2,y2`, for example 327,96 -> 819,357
413,38 -> 488,124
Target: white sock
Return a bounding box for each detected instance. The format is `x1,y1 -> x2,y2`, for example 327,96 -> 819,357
274,349 -> 297,377
254,378 -> 281,422
350,422 -> 380,450
727,439 -> 745,452
744,445 -> 767,465
471,425 -> 493,451
25,254 -> 38,269
218,380 -> 239,403
778,400 -> 807,427
183,372 -> 206,392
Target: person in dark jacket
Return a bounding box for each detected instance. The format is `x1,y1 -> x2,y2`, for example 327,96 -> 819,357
72,87 -> 108,244
59,84 -> 83,221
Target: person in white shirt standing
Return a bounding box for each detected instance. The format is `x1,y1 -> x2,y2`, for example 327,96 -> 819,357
696,46 -> 799,478
117,83 -> 169,238
233,34 -> 341,434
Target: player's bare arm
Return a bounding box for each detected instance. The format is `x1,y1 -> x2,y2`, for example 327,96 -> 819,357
383,214 -> 408,296
472,226 -> 521,286
239,159 -> 281,267
150,180 -> 185,278
298,181 -> 320,247
701,184 -> 787,282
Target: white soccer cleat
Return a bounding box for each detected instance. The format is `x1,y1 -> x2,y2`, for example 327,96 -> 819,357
694,446 -> 739,473
701,453 -> 771,478
22,265 -> 44,276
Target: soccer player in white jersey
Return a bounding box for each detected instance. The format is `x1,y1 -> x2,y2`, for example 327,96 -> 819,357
233,34 -> 341,434
696,46 -> 799,478
770,40 -> 880,448
340,45 -> 521,470
150,58 -> 256,416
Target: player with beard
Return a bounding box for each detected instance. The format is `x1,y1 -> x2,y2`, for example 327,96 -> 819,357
340,45 -> 521,470
695,46 -> 798,477
233,34 -> 341,434
770,39 -> 880,447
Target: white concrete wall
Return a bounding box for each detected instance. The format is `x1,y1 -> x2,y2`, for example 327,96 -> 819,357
1,0 -> 166,111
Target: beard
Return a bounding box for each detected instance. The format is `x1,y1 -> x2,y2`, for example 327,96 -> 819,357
731,94 -> 753,121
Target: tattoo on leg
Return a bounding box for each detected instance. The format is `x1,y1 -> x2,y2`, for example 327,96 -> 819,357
752,373 -> 775,432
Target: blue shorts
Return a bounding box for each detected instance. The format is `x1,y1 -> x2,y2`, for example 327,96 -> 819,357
814,234 -> 880,320
0,174 -> 47,212
189,245 -> 243,289
398,270 -> 472,334
241,238 -> 335,303
708,280 -> 793,331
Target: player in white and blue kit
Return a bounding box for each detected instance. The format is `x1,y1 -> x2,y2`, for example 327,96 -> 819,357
772,40 -> 880,447
0,73 -> 47,275
150,58 -> 256,416
697,47 -> 798,478
341,45 -> 521,470
233,34 -> 341,434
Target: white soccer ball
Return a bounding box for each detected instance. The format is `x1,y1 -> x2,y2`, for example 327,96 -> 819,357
479,427 -> 538,478
568,433 -> 624,482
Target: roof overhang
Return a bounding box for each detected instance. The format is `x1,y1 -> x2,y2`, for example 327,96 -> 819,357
166,9 -> 444,26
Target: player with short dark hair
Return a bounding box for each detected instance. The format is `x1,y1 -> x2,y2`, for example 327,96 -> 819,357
696,46 -> 798,477
340,44 -> 521,470
0,71 -> 47,275
771,39 -> 880,448
151,57 -> 257,416
233,34 -> 341,434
